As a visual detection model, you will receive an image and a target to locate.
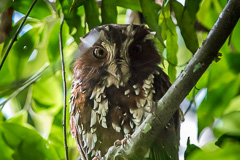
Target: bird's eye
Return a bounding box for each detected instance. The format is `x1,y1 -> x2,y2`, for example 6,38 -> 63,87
93,47 -> 107,59
131,44 -> 143,54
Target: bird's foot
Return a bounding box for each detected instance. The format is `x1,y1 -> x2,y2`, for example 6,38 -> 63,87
92,151 -> 102,160
114,134 -> 131,147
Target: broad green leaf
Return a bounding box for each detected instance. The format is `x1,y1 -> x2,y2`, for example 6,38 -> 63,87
224,95 -> 240,114
101,0 -> 117,24
158,0 -> 171,40
6,111 -> 28,125
0,63 -> 51,108
172,1 -> 199,54
0,123 -> 59,160
46,20 -> 61,64
197,79 -> 239,136
47,125 -> 65,159
184,0 -> 202,21
8,27 -> 40,80
32,76 -> 62,112
116,0 -> 142,12
188,140 -> 240,160
0,133 -> 14,160
31,75 -> 62,136
59,0 -> 85,44
214,111 -> 240,137
196,0 -> 221,29
84,0 -> 101,29
185,137 -> 201,160
141,0 -> 164,46
12,0 -> 52,20
166,18 -> 178,82
215,134 -> 240,148
0,19 -> 25,85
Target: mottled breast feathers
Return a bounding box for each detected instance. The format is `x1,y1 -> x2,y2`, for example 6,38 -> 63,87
70,24 -> 180,160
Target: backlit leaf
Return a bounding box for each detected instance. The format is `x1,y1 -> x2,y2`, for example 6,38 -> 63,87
172,1 -> 199,54
141,0 -> 164,46
0,123 -> 58,160
102,0 -> 117,24
84,0 -> 100,29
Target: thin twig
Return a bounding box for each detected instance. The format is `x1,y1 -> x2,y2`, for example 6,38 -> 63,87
184,87 -> 195,115
59,16 -> 69,160
0,0 -> 38,70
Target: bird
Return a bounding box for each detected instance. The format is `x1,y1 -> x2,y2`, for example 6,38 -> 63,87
69,24 -> 180,160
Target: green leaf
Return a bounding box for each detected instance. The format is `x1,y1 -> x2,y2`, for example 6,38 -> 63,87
6,111 -> 28,125
224,95 -> 240,114
8,28 -> 40,80
12,0 -> 52,20
101,0 -> 117,24
166,18 -> 178,82
225,53 -> 240,74
0,133 -> 14,160
48,125 -> 65,159
59,0 -> 85,44
46,20 -> 61,64
0,123 -> 59,160
32,76 -> 62,112
172,1 -> 199,54
188,141 -> 240,160
84,0 -> 101,29
141,0 -> 165,46
158,0 -> 171,40
197,79 -> 239,136
196,0 -> 222,29
184,0 -> 202,21
215,134 -> 240,148
116,0 -> 142,12
30,75 -> 62,136
214,111 -> 240,137
185,137 -> 201,160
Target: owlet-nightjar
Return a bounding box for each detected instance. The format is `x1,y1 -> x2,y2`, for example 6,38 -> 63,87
70,24 -> 180,160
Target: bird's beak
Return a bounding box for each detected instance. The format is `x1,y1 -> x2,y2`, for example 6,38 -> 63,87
106,58 -> 130,88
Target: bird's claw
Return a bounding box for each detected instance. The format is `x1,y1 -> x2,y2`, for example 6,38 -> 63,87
114,134 -> 131,147
92,151 -> 102,160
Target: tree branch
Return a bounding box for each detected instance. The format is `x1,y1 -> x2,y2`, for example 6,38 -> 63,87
0,0 -> 38,70
59,16 -> 69,160
104,0 -> 240,159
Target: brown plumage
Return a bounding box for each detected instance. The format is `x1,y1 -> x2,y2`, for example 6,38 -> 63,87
70,24 -> 180,160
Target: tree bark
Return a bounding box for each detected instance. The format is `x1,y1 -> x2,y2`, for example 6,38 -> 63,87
104,0 -> 240,159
